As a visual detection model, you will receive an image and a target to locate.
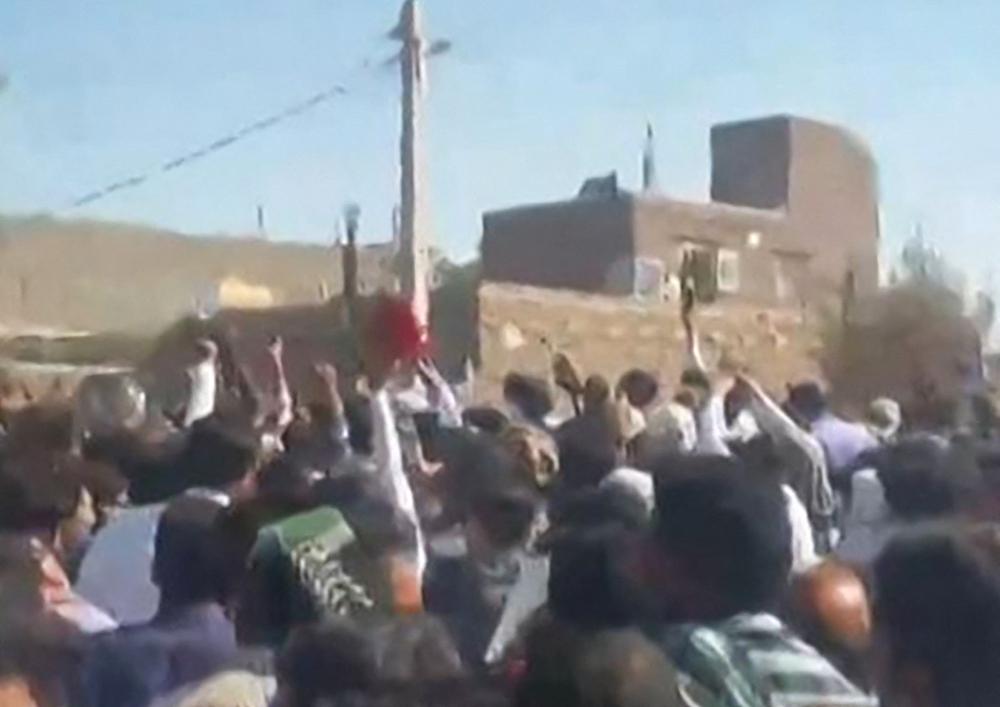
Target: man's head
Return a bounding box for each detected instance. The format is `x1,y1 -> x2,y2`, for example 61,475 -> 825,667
502,374 -> 553,425
786,381 -> 829,423
873,524 -> 1000,707
466,488 -> 538,559
639,455 -> 791,622
152,495 -> 229,608
616,370 -> 659,410
557,415 -> 620,489
878,434 -> 982,521
274,618 -> 379,707
787,560 -> 872,688
519,623 -> 695,707
582,376 -> 612,416
500,424 -> 559,491
546,485 -> 650,630
0,453 -> 86,560
4,405 -> 75,456
179,420 -> 263,498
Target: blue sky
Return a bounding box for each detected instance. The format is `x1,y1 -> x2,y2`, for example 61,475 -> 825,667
1,0 -> 998,279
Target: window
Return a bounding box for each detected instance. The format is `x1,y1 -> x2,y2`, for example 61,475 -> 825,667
716,249 -> 740,294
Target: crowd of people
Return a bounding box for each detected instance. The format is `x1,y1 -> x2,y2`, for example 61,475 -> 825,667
2,293 -> 1000,707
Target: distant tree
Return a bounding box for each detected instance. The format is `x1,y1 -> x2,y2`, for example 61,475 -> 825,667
821,236 -> 985,427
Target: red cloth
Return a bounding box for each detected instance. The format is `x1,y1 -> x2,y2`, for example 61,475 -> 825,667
367,295 -> 429,363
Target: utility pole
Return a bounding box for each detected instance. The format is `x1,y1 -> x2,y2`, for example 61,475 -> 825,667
390,0 -> 449,329
342,203 -> 361,328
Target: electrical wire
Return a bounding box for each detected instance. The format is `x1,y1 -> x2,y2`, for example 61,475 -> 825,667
68,84 -> 347,208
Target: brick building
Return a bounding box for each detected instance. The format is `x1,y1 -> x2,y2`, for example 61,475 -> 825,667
481,115 -> 880,306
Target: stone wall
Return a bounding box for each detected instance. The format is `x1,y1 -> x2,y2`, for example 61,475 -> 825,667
475,282 -> 822,402
0,216 -> 396,335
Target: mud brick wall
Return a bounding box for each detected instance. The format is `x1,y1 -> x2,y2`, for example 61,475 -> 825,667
475,282 -> 822,403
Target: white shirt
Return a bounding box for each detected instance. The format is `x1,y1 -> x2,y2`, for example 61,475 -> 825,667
836,468 -> 900,569
184,359 -> 217,427
75,503 -> 164,625
372,389 -> 426,579
782,485 -> 819,574
75,489 -> 229,625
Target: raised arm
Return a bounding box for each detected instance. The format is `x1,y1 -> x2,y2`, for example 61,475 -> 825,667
681,283 -> 708,374
265,336 -> 294,431
739,376 -> 837,543
417,358 -> 462,428
370,382 -> 426,578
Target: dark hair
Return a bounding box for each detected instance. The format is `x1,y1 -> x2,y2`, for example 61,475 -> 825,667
4,404 -> 75,455
874,525 -> 1000,707
786,381 -> 828,422
878,434 -> 982,521
651,456 -> 792,616
435,430 -> 525,527
545,486 -> 649,629
502,374 -> 553,424
0,452 -> 83,536
277,618 -> 380,707
256,455 -> 317,518
461,407 -> 510,437
0,535 -> 44,615
582,376 -> 611,413
153,495 -> 228,606
557,416 -> 619,488
372,615 -> 463,685
179,420 -> 261,491
518,623 -> 680,707
343,394 -> 375,457
469,489 -> 537,552
572,630 -> 685,707
617,370 -> 659,410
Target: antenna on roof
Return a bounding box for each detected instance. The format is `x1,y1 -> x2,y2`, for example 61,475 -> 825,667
642,121 -> 658,192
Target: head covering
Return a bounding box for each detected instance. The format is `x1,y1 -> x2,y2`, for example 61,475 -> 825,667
171,671 -> 275,707
867,398 -> 902,442
500,424 -> 559,489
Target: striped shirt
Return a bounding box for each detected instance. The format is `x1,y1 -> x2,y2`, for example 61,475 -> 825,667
655,613 -> 876,707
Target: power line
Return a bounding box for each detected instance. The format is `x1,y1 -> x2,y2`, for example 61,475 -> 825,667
68,84 -> 347,209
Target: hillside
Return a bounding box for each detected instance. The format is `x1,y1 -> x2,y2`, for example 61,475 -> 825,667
0,215 -> 396,334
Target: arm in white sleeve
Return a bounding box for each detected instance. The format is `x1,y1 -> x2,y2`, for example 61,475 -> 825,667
269,352 -> 294,431
372,388 -> 426,577
419,361 -> 463,428
745,380 -> 814,451
694,395 -> 732,456
683,320 -> 708,374
432,381 -> 463,428
746,380 -> 837,524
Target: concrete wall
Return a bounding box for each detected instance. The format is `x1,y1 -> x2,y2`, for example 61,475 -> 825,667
631,198 -> 802,304
476,282 -> 821,403
481,198 -> 634,294
787,118 -> 880,294
710,116 -> 880,295
711,117 -> 791,211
